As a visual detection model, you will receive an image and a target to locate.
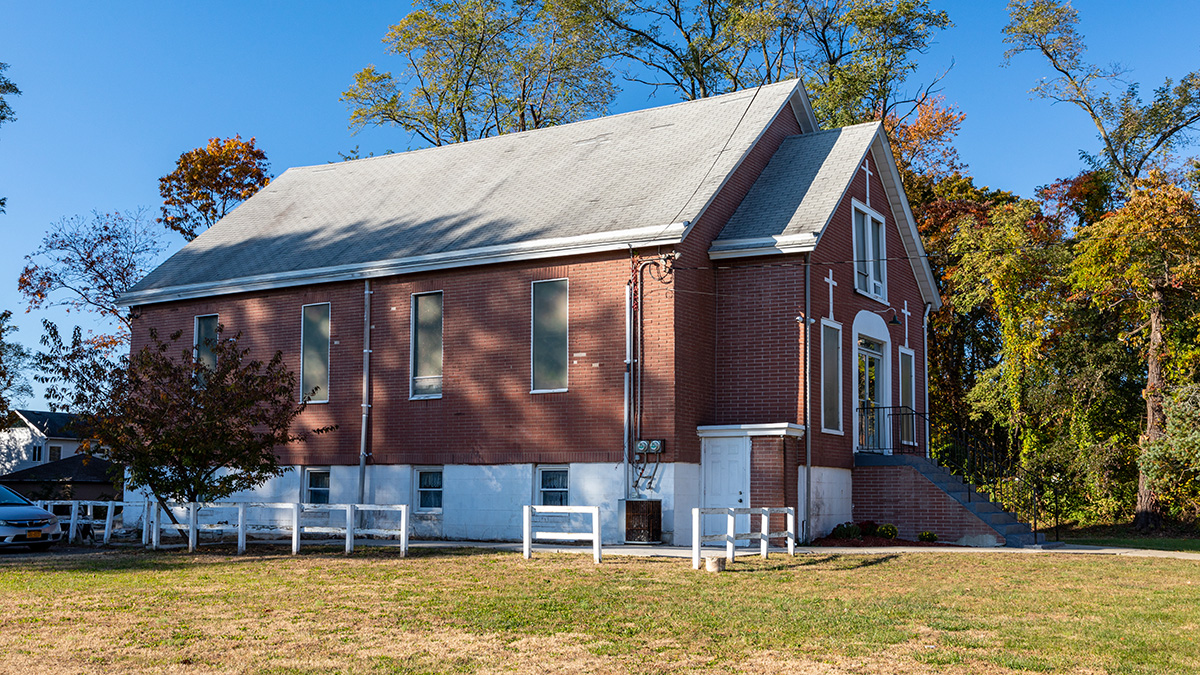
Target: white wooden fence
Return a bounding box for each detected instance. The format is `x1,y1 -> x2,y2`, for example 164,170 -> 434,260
522,505 -> 602,564
38,500 -> 409,555
691,507 -> 796,569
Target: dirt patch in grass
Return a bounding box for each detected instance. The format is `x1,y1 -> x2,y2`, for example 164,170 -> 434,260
1,547 -> 1198,673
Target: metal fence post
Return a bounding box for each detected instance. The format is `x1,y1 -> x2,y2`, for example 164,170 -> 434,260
187,502 -> 198,553
522,505 -> 532,559
726,509 -> 736,563
345,504 -> 356,555
237,503 -> 247,555
691,508 -> 701,570
291,503 -> 301,555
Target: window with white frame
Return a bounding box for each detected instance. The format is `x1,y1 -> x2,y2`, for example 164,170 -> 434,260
899,348 -> 916,444
821,320 -> 843,433
411,292 -> 443,398
537,466 -> 569,506
305,468 -> 330,504
301,303 -> 331,402
194,314 -> 219,371
853,202 -> 887,299
49,446 -> 62,462
415,467 -> 443,512
32,445 -> 42,462
531,279 -> 568,392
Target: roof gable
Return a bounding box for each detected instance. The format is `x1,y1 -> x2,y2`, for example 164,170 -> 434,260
123,80 -> 809,306
708,122 -> 942,309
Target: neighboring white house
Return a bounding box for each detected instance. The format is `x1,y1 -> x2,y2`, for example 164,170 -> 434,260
0,410 -> 85,475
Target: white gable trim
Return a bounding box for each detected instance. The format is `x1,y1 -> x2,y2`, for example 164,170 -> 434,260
118,222 -> 686,307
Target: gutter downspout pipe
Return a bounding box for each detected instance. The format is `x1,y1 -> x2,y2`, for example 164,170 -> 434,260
624,281 -> 633,500
923,303 -> 932,460
357,280 -> 373,504
803,254 -> 813,544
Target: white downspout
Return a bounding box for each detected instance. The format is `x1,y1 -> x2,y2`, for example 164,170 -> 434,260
623,282 -> 632,500
803,254 -> 813,544
923,303 -> 932,460
357,279 -> 373,504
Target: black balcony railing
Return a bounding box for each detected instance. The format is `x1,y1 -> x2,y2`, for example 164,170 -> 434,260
856,405 -> 1061,542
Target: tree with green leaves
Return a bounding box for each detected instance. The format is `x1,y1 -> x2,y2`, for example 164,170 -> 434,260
38,323 -> 333,512
1003,0 -> 1200,187
573,0 -> 949,124
0,311 -> 32,425
1072,172 -> 1200,528
158,135 -> 271,241
0,62 -> 21,215
1005,0 -> 1200,528
343,0 -> 615,147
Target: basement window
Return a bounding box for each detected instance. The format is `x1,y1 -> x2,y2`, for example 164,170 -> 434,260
415,467 -> 443,512
537,467 -> 569,506
305,468 -> 330,504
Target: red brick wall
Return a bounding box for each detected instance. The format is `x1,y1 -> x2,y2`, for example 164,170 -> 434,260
671,107 -> 804,464
132,252 -> 643,467
805,145 -> 930,470
747,435 -> 800,540
852,465 -> 1004,544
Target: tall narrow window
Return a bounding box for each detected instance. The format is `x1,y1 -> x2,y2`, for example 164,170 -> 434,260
411,292 -> 443,398
531,279 -> 568,392
32,445 -> 42,462
899,348 -> 916,444
852,202 -> 887,299
821,321 -> 843,433
194,315 -> 219,388
301,303 -> 331,402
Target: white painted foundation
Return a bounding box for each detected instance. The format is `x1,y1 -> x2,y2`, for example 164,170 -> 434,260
798,466 -> 854,539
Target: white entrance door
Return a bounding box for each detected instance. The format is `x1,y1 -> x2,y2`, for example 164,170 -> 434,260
701,436 -> 750,543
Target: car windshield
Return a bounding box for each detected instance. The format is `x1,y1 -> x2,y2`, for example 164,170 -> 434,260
0,485 -> 32,506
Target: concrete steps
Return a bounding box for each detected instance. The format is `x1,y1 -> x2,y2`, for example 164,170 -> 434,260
855,453 -> 1046,547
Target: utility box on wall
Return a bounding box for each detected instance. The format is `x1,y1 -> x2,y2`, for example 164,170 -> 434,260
621,498 -> 662,544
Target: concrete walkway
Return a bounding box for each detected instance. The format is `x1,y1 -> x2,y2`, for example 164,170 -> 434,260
408,540 -> 1200,562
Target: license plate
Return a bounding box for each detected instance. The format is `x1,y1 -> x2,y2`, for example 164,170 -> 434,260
26,530 -> 41,539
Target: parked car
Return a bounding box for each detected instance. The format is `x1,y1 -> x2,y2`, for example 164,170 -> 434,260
0,484 -> 61,551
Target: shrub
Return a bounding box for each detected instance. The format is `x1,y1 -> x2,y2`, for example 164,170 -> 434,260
877,523 -> 898,539
856,520 -> 879,537
918,530 -> 938,543
830,522 -> 862,539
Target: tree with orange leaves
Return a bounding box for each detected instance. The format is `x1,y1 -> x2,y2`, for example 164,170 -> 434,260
158,135 -> 271,241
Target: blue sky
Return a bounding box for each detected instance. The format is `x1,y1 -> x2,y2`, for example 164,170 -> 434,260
2,1 -> 1198,404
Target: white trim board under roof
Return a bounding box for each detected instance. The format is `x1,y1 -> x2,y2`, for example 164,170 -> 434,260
120,80 -> 814,308
708,123 -> 942,311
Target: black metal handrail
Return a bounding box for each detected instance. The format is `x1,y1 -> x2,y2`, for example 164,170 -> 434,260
856,405 -> 1059,542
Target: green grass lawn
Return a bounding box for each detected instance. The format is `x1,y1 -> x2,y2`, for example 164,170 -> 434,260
1,546 -> 1198,674
1057,523 -> 1200,552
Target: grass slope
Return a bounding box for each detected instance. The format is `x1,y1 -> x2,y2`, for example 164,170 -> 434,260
1,547 -> 1198,674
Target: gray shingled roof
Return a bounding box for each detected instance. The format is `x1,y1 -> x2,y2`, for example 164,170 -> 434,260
0,454 -> 115,483
711,122 -> 879,246
123,80 -> 806,305
12,410 -> 82,440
